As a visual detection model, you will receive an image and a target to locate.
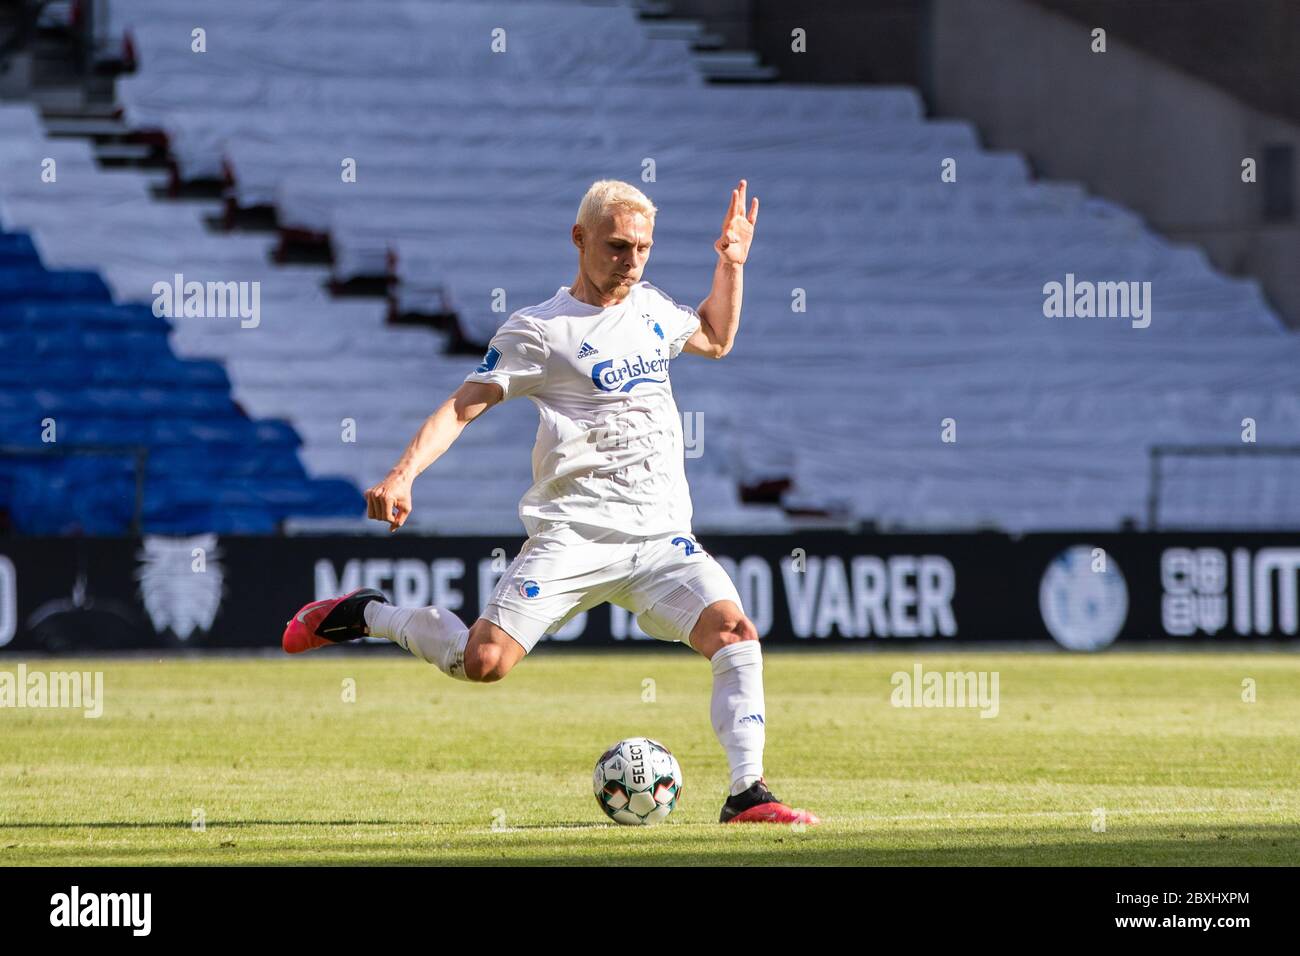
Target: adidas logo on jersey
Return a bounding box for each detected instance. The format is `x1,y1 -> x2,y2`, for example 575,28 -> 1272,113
577,341 -> 599,358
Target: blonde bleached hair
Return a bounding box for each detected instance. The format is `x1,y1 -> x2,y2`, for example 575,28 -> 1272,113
576,180 -> 657,235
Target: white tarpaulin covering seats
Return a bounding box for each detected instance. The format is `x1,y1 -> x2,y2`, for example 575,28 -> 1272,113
20,0 -> 1300,533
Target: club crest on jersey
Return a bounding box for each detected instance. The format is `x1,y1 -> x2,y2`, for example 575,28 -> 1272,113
518,579 -> 541,599
643,314 -> 664,340
475,346 -> 501,374
591,353 -> 669,393
577,340 -> 599,359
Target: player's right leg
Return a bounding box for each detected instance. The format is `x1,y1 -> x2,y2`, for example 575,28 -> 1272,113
368,602 -> 528,682
462,616 -> 528,682
282,587 -> 528,683
281,587 -> 386,654
283,522 -> 624,680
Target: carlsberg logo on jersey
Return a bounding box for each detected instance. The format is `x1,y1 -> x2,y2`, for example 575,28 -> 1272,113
591,352 -> 670,393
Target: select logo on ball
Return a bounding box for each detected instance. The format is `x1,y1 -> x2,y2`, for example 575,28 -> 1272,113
593,737 -> 683,825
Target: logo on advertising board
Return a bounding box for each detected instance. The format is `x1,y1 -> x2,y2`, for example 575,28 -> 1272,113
1039,545 -> 1128,651
136,534 -> 224,640
1162,546 -> 1300,637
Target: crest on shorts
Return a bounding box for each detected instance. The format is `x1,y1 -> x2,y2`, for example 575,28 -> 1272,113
519,579 -> 541,599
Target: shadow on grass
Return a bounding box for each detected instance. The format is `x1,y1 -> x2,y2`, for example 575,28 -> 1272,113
0,820 -> 454,829
4,823 -> 1297,866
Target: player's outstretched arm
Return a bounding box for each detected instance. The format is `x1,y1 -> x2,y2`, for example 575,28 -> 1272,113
683,178 -> 758,360
364,381 -> 502,532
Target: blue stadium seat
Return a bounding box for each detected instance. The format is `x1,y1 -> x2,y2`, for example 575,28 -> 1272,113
0,234 -> 40,267
0,238 -> 362,534
0,300 -> 170,332
4,455 -> 137,535
0,267 -> 111,301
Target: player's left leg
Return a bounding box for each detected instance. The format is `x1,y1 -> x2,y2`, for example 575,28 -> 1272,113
629,536 -> 819,826
687,600 -> 819,826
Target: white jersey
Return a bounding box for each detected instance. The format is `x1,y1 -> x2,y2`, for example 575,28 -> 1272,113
463,280 -> 702,538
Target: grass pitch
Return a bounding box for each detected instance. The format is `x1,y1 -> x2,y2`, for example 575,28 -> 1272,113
1,650 -> 1297,865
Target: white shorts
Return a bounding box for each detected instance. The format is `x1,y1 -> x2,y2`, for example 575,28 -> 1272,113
481,520 -> 744,653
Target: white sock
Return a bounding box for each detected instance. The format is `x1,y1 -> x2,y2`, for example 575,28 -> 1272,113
710,640 -> 766,796
364,602 -> 471,681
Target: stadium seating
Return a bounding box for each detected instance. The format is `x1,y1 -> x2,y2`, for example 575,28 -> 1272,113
9,0 -> 1300,534
0,100 -> 363,533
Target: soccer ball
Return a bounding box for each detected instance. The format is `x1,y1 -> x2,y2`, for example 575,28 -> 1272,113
592,737 -> 683,825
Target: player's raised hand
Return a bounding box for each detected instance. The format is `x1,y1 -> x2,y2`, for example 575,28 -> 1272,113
714,179 -> 758,265
365,473 -> 413,532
